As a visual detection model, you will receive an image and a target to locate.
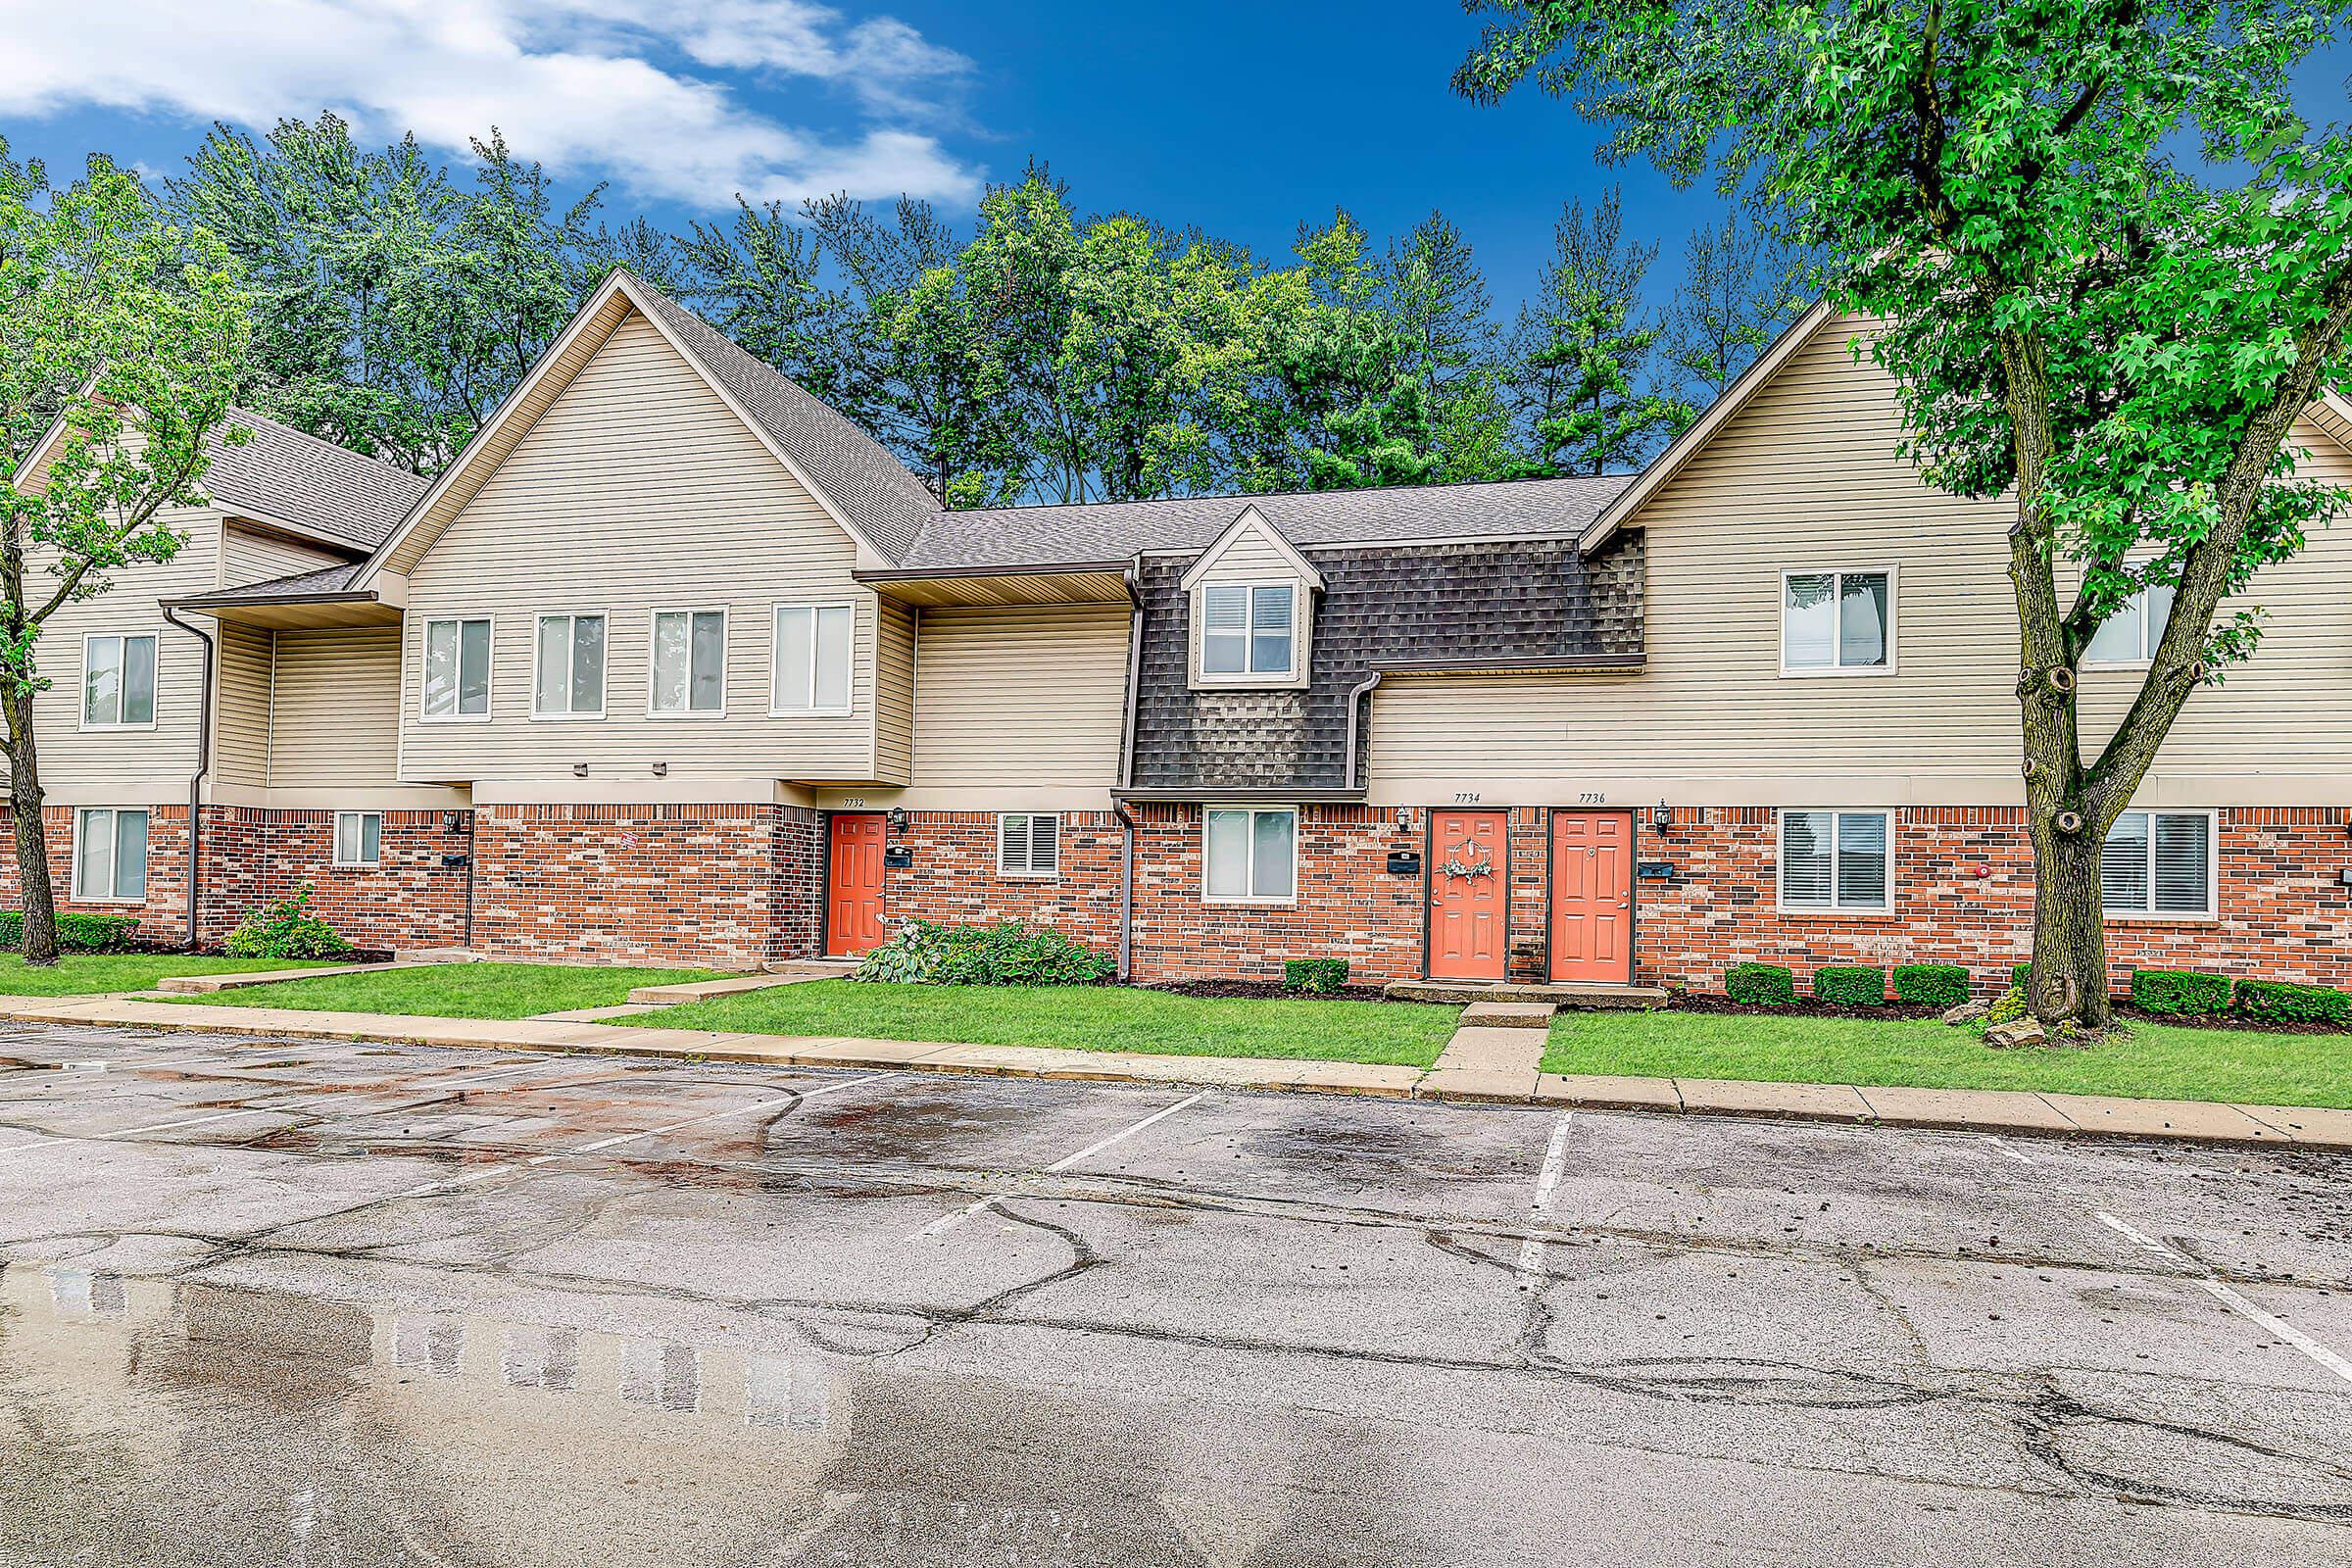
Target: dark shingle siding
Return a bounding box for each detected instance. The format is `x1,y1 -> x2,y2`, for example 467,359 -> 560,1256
1129,532 -> 1644,793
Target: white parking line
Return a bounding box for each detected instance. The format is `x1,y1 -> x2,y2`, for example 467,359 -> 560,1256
911,1091 -> 1207,1240
396,1071 -> 899,1199
1516,1111 -> 1577,1284
1986,1136 -> 2036,1165
2096,1209 -> 2352,1389
0,1102 -> 286,1157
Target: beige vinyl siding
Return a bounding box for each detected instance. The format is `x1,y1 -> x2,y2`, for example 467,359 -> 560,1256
1186,516 -> 1313,688
213,623 -> 273,788
1369,313 -> 2352,807
911,603 -> 1129,790
270,627 -> 403,787
874,599 -> 916,785
5,511 -> 221,801
398,308 -> 886,784
220,523 -> 348,589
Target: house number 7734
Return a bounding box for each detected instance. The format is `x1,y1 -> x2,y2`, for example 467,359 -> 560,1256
1452,792 -> 1481,803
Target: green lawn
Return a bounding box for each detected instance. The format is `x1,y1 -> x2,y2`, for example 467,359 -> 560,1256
185,961 -> 728,1020
0,954 -> 314,996
1544,1009 -> 2351,1108
635,981 -> 1459,1066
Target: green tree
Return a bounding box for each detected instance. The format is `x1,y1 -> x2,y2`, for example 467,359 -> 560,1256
1509,191 -> 1692,474
1458,0 -> 2352,1029
0,148 -> 252,961
1664,217 -> 1814,406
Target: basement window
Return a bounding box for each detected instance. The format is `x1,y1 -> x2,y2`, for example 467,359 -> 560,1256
1778,809 -> 1889,911
73,808 -> 147,904
998,813 -> 1060,877
1205,807 -> 1296,904
334,810 -> 382,868
2101,810 -> 2213,917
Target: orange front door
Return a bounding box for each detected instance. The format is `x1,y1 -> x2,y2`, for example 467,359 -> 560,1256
1550,811 -> 1633,982
826,813 -> 888,956
1428,808 -> 1509,981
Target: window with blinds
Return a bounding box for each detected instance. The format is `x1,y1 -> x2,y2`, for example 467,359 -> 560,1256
2101,810 -> 2212,915
998,813 -> 1060,877
1778,808 -> 1891,910
1200,582 -> 1297,677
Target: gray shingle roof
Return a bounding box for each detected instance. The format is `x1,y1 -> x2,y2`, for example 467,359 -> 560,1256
178,562 -> 366,605
631,282 -> 942,561
203,410 -> 430,551
897,473 -> 1635,572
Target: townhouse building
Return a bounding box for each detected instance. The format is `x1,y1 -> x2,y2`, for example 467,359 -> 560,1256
11,270 -> 2352,993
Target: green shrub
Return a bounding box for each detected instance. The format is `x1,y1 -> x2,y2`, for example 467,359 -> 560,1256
221,886 -> 356,961
1283,958 -> 1349,995
2011,961 -> 2032,990
2230,977 -> 2352,1026
853,919 -> 1113,987
2130,968 -> 2232,1017
0,909 -> 140,952
1984,985 -> 2029,1026
1892,963 -> 1971,1009
1814,965 -> 1887,1007
1724,961 -> 1795,1006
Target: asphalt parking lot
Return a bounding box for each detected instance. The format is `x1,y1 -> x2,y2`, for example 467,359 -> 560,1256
1,1022 -> 2347,1567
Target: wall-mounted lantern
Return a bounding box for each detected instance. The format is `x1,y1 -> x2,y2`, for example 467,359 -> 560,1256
886,807 -> 909,833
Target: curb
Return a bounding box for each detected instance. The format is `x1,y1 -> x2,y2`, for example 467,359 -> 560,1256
0,993 -> 2344,1150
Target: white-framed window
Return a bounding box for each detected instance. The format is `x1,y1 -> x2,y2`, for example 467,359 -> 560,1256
2101,808 -> 2215,918
1782,568 -> 1893,674
1200,583 -> 1297,678
81,634 -> 157,729
2083,581 -> 2177,667
334,810 -> 382,868
998,812 -> 1060,877
1204,806 -> 1297,904
72,807 -> 148,904
1778,808 -> 1890,911
421,616 -> 492,720
650,609 -> 726,716
771,603 -> 853,715
532,612 -> 606,718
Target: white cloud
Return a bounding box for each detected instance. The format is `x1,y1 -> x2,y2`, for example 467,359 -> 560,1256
0,0 -> 980,208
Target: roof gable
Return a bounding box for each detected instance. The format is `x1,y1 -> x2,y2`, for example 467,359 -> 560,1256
1177,505 -> 1327,591
357,270 -> 937,587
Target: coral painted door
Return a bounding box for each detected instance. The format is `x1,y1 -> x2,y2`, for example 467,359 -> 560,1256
1428,809 -> 1509,981
826,813 -> 888,956
1550,811 -> 1633,983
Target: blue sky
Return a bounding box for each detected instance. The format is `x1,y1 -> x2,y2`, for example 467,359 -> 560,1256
0,1 -> 2344,319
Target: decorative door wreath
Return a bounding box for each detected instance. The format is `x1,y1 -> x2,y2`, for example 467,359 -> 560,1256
1440,837 -> 1494,879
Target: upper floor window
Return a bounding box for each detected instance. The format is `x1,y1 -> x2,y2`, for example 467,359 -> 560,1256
2083,581 -> 2176,667
74,807 -> 147,904
998,812 -> 1060,877
2102,809 -> 2212,917
422,617 -> 491,720
1779,808 -> 1889,911
1782,569 -> 1891,674
533,613 -> 606,718
772,604 -> 853,715
334,810 -> 382,868
650,609 -> 725,716
1202,583 -> 1296,678
82,634 -> 157,728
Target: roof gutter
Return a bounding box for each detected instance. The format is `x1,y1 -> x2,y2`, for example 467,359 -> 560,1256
854,559 -> 1134,583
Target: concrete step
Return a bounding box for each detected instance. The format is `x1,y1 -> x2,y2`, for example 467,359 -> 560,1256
1431,1025 -> 1544,1074
1386,979 -> 1669,1009
394,947 -> 486,964
1457,1001 -> 1556,1028
627,967 -> 851,1005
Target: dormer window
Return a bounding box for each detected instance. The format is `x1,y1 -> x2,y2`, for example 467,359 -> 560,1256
1202,584 -> 1296,677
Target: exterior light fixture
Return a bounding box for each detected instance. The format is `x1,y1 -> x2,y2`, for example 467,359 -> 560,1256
572,762 -> 589,778
1651,801 -> 1673,832
886,807 -> 909,832
651,761 -> 668,777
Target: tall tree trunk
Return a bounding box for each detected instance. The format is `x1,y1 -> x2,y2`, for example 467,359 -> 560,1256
3,692 -> 57,966
2024,803 -> 2109,1028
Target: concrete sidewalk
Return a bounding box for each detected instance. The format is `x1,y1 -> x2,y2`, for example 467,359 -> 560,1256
0,990 -> 2342,1150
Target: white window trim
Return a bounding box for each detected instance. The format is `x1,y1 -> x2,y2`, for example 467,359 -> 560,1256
768,601 -> 856,717
2102,806 -> 2220,922
997,812 -> 1061,879
333,810 -> 383,869
1195,580 -> 1304,686
1775,808 -> 1894,915
419,615 -> 495,724
71,806 -> 149,905
529,610 -> 609,721
78,633 -> 159,733
647,606 -> 728,720
1202,805 -> 1298,906
1779,565 -> 1898,678
2080,578 -> 2171,672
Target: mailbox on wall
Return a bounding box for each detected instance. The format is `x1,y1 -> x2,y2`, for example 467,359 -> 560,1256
1386,850 -> 1423,876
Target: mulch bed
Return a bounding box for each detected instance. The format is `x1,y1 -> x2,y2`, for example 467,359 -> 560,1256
1662,991 -> 2352,1036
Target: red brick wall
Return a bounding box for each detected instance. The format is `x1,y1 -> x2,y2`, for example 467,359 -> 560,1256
1633,805 -> 2352,993
1127,803 -> 1426,982
881,810 -> 1123,951
0,804 -> 194,945
768,806 -> 824,963
195,808 -> 471,952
